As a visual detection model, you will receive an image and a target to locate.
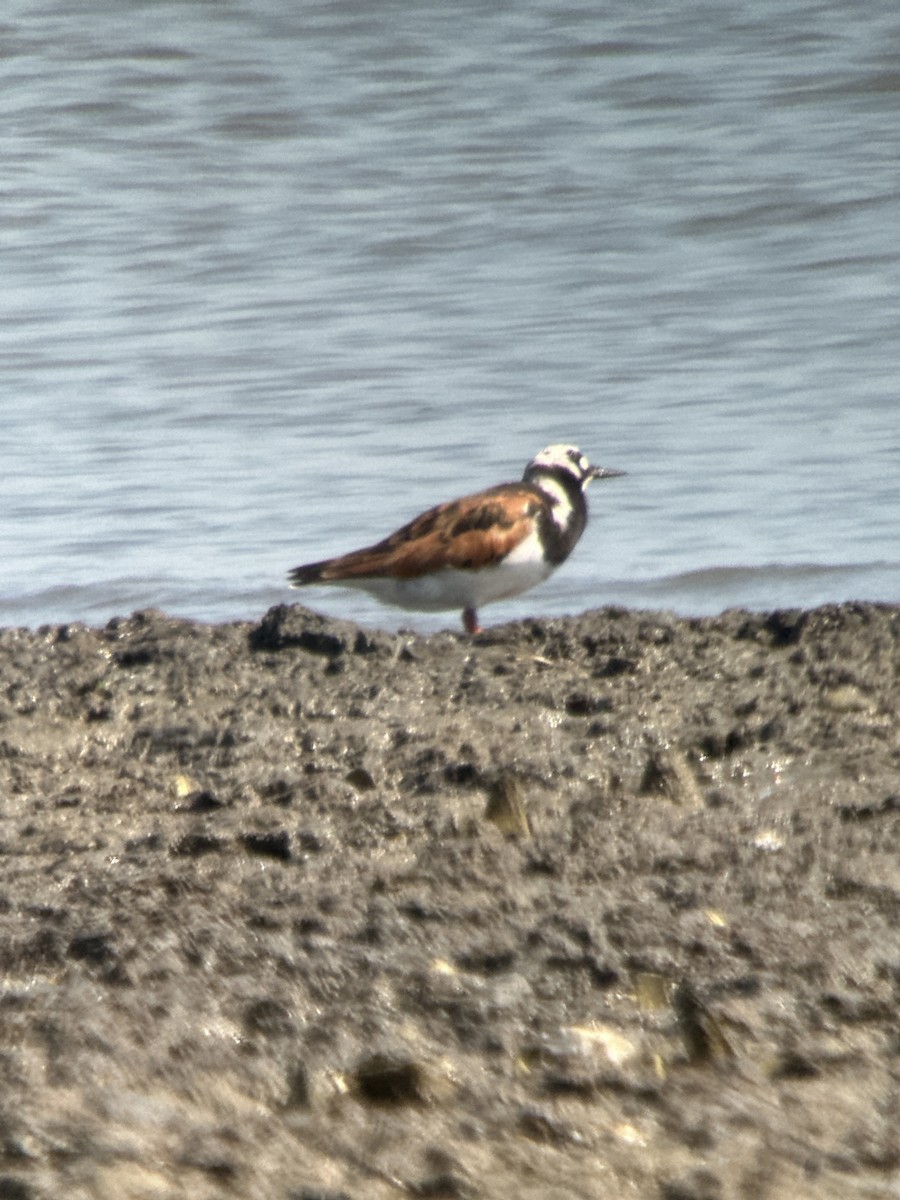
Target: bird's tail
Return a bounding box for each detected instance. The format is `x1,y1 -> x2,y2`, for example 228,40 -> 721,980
287,561 -> 328,587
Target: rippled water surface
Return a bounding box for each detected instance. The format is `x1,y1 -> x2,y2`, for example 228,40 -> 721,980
3,0 -> 898,630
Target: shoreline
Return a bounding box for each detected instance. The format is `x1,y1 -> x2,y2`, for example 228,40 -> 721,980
0,601 -> 897,1198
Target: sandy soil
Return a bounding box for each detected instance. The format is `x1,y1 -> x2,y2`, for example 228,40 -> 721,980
0,601 -> 897,1200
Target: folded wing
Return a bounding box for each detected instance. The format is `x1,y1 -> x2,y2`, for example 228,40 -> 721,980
289,485 -> 542,584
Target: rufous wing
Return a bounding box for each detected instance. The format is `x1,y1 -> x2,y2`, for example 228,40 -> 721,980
290,485 -> 543,584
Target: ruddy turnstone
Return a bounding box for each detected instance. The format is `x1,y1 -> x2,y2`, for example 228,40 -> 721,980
288,444 -> 624,633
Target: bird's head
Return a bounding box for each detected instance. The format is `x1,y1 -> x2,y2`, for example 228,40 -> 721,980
525,444 -> 625,490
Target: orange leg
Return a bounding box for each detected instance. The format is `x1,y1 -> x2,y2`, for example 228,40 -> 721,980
463,607 -> 482,635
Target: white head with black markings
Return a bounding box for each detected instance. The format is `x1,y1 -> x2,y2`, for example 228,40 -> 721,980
524,444 -> 624,491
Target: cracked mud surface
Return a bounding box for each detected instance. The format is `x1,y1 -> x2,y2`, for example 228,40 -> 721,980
0,602 -> 897,1199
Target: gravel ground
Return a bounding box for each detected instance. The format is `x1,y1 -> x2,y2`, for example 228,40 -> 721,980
0,601 -> 897,1200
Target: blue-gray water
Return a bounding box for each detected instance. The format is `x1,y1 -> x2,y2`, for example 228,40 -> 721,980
3,0 -> 898,632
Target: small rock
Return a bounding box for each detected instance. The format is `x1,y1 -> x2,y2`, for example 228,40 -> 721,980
768,1049 -> 821,1080
352,1051 -> 427,1106
240,830 -> 292,861
565,691 -> 613,716
242,997 -> 294,1038
170,831 -> 226,857
183,790 -> 225,813
249,605 -> 348,656
837,794 -> 899,822
68,932 -> 115,965
345,766 -> 376,791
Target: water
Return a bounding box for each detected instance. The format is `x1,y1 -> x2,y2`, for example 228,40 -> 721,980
3,0 -> 898,633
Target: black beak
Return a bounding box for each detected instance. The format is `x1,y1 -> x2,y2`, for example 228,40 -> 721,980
588,464 -> 626,481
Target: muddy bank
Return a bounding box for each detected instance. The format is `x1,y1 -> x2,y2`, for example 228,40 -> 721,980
0,602 -> 897,1200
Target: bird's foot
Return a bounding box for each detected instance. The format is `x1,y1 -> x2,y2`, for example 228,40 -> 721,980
463,607 -> 482,635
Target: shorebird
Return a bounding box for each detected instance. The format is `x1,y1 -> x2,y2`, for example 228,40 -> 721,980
288,444 -> 624,633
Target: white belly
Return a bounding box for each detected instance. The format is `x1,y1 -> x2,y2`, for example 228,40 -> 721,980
327,529 -> 555,614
